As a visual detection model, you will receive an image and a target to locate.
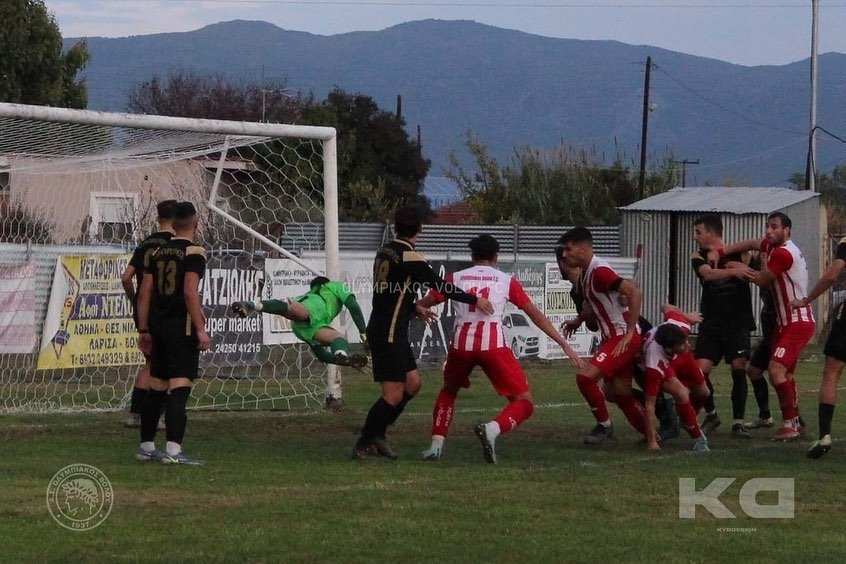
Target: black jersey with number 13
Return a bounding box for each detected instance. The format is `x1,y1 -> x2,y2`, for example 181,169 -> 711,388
149,238 -> 206,328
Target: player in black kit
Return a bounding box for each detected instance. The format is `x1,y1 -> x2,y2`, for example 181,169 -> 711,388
120,200 -> 177,428
793,236 -> 846,458
136,202 -> 210,465
352,206 -> 494,460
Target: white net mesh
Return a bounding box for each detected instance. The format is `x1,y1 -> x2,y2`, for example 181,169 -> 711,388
0,106 -> 337,413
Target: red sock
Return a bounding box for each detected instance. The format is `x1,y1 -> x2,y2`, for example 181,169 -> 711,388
774,380 -> 798,421
789,379 -> 800,415
676,401 -> 702,438
577,374 -> 610,423
616,394 -> 647,435
431,388 -> 457,437
494,399 -> 534,433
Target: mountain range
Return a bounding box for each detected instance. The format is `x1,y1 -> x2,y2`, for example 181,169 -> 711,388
68,19 -> 846,187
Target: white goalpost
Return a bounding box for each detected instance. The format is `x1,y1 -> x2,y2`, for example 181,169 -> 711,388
0,102 -> 344,413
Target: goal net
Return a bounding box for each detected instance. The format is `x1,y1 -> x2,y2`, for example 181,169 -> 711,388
0,102 -> 342,413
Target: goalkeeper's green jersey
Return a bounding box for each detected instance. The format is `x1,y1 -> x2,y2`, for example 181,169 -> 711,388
297,280 -> 351,321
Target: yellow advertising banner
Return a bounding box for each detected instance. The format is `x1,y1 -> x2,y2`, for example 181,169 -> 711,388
37,254 -> 145,370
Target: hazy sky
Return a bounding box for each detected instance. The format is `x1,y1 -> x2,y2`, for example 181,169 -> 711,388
50,1 -> 846,67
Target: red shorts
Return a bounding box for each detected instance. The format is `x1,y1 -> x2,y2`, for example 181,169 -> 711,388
670,350 -> 706,389
771,321 -> 815,373
443,347 -> 530,397
590,332 -> 641,381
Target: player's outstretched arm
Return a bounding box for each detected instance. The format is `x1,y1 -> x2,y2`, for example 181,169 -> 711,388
343,294 -> 368,334
707,238 -> 761,263
644,393 -> 660,452
661,303 -> 703,325
521,301 -> 586,370
403,254 -> 493,313
794,258 -> 846,308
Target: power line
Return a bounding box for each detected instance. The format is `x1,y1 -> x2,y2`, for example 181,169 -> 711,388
652,63 -> 805,136
816,126 -> 846,145
93,0 -> 846,7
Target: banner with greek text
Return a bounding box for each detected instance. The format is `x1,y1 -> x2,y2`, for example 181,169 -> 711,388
0,262 -> 37,353
37,255 -> 143,370
199,253 -> 264,367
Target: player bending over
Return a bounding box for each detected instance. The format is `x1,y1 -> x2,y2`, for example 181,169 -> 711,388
231,276 -> 368,368
640,306 -> 710,453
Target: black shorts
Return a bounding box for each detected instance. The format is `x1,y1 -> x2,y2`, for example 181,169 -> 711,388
694,323 -> 751,366
370,340 -> 417,383
150,320 -> 200,381
824,303 -> 846,363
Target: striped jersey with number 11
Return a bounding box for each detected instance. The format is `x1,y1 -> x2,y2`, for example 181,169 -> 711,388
428,265 -> 531,351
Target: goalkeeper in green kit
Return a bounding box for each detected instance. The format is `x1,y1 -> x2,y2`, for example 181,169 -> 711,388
231,276 -> 369,368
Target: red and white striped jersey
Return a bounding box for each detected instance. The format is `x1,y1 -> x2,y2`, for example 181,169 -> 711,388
661,309 -> 692,336
761,238 -> 815,327
638,310 -> 690,382
581,255 -> 628,340
428,265 -> 531,352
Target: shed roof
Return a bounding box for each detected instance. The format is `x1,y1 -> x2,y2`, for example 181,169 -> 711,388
621,186 -> 819,214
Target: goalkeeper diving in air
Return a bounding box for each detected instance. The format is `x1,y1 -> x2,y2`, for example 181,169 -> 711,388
231,276 -> 369,368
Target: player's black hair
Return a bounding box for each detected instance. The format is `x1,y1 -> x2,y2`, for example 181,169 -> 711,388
693,214 -> 723,236
468,234 -> 499,261
173,201 -> 197,230
654,323 -> 687,350
558,227 -> 592,246
394,206 -> 423,239
156,199 -> 178,220
767,211 -> 792,229
310,276 -> 330,289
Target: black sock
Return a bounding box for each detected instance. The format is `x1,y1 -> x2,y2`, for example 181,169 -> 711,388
165,386 -> 191,445
140,389 -> 167,442
704,374 -> 716,413
130,387 -> 148,414
751,377 -> 771,420
359,398 -> 396,444
819,403 -> 836,438
730,369 -> 748,420
384,393 -> 414,432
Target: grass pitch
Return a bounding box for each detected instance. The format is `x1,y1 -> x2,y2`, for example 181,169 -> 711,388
2,352 -> 846,563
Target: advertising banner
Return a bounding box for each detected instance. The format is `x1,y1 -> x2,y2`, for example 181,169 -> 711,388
200,252 -> 265,367
0,262 -> 37,354
37,255 -> 143,370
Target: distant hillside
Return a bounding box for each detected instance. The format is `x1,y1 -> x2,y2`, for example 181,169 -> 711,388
68,19 -> 846,186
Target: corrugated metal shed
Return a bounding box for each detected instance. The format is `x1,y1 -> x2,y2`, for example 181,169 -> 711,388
622,186 -> 818,214
280,223 -> 620,257
621,187 -> 822,333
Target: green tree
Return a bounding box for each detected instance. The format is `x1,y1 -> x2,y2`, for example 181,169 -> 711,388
789,165 -> 846,233
301,89 -> 431,221
0,0 -> 90,108
448,133 -> 676,225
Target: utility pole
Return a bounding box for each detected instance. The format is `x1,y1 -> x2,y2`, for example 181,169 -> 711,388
396,94 -> 402,122
638,56 -> 652,200
670,159 -> 700,187
806,0 -> 820,191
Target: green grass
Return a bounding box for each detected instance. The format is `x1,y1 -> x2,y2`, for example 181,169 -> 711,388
2,352 -> 846,563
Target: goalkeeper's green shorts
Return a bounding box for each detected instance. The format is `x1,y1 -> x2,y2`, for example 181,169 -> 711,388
291,294 -> 332,346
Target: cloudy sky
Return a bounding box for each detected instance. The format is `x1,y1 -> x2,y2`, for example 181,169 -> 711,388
50,1 -> 846,67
